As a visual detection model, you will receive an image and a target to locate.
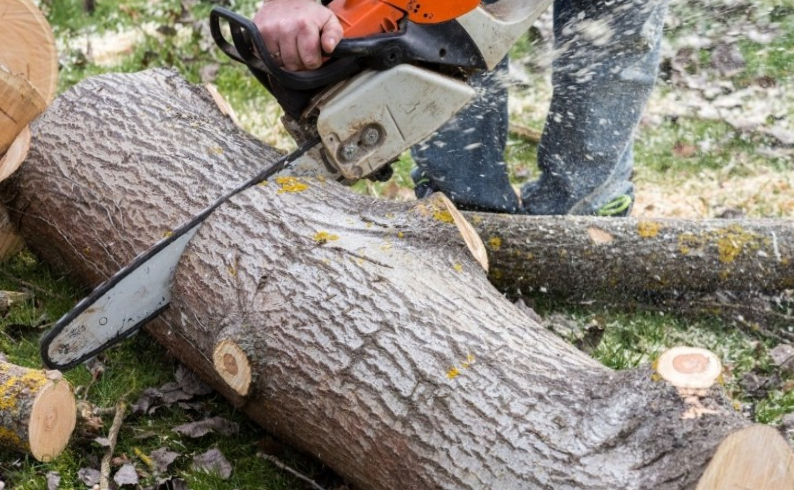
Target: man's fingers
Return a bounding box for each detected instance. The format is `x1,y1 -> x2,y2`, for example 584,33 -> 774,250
297,23 -> 323,70
279,37 -> 302,71
320,15 -> 343,54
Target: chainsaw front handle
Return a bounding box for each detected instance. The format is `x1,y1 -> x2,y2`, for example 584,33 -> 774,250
209,7 -> 361,91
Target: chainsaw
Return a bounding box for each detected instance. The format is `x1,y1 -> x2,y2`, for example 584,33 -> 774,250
40,0 -> 553,370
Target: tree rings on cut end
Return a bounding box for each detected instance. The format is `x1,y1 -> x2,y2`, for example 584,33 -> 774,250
656,346 -> 722,389
28,378 -> 77,462
213,340 -> 252,397
0,0 -> 58,104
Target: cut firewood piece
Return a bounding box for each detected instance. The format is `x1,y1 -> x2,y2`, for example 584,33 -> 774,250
0,0 -> 58,104
0,69 -> 46,155
655,346 -> 722,389
696,425 -> 794,490
213,339 -> 252,397
0,364 -> 76,461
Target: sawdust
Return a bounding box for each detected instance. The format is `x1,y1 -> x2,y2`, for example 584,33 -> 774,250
633,166 -> 794,219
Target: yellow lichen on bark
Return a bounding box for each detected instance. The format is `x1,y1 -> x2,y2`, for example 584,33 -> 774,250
0,427 -> 24,449
0,370 -> 49,411
433,210 -> 454,224
313,231 -> 339,244
677,224 -> 769,263
488,236 -> 502,251
638,220 -> 662,238
275,176 -> 308,193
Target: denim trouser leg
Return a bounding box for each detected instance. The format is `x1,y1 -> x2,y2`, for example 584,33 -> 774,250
412,0 -> 669,215
523,0 -> 670,215
411,57 -> 519,213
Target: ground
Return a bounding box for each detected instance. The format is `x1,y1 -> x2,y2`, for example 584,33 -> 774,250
0,0 -> 792,488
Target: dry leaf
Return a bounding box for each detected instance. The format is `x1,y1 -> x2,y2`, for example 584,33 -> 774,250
150,447 -> 181,474
78,467 -> 101,487
175,364 -> 213,396
114,463 -> 139,486
173,416 -> 239,438
45,472 -> 59,490
192,448 -> 232,479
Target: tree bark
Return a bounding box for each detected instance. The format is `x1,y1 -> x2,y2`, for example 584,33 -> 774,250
0,361 -> 76,461
467,212 -> 794,299
0,69 -> 776,489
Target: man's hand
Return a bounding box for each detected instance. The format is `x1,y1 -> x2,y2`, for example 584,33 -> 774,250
254,0 -> 343,72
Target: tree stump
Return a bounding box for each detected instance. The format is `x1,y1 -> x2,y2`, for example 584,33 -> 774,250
0,362 -> 76,461
2,68 -> 790,489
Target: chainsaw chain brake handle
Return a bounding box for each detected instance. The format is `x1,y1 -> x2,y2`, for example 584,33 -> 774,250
209,4 -> 487,92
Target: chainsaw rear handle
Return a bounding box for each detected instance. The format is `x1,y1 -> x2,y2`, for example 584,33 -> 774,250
210,6 -> 367,91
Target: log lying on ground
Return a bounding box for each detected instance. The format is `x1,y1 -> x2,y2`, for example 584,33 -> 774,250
0,361 -> 76,461
468,212 -> 794,299
2,69 -> 788,489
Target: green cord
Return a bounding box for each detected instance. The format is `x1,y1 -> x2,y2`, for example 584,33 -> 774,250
597,195 -> 633,216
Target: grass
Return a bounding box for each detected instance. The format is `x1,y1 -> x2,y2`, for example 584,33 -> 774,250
2,0 -> 794,487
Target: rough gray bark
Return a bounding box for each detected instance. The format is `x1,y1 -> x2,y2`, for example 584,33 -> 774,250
466,212 -> 794,299
1,69 -> 755,489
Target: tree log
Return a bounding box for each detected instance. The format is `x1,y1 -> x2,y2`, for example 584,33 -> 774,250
0,362 -> 76,461
1,69 -> 785,489
468,212 -> 794,299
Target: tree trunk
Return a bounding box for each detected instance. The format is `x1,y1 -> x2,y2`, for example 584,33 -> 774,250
1,68 -> 782,489
467,212 -> 794,299
0,361 -> 76,461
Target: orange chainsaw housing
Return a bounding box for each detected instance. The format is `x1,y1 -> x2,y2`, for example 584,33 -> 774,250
327,0 -> 480,38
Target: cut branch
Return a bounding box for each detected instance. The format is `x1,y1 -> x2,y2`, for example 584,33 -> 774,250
467,212 -> 794,298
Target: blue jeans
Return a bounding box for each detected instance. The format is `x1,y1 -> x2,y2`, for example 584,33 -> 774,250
411,0 -> 670,215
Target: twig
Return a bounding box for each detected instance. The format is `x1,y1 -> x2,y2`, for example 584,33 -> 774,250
0,270 -> 70,300
258,453 -> 327,490
100,401 -> 126,490
508,123 -> 542,144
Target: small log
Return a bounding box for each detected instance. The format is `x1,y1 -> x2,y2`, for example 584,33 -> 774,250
0,0 -> 59,104
0,363 -> 76,461
467,213 -> 794,298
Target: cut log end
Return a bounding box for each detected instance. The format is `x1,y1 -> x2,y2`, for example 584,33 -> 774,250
655,346 -> 722,389
696,425 -> 794,490
213,340 -> 252,396
413,193 -> 489,272
29,379 -> 77,461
